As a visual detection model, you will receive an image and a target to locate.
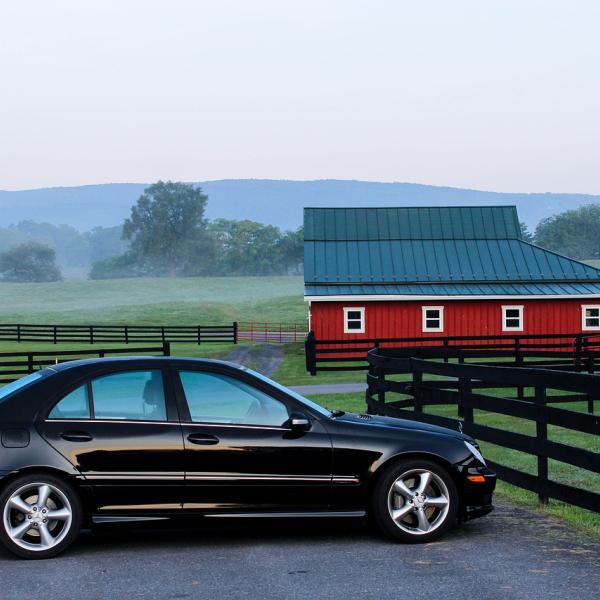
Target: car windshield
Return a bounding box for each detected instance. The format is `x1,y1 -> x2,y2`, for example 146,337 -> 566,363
0,371 -> 46,404
242,367 -> 332,418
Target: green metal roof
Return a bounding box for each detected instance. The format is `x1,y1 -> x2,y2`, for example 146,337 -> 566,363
304,206 -> 522,241
303,206 -> 600,297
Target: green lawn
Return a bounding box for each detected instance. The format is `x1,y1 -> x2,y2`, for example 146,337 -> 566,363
0,340 -> 239,361
0,276 -> 306,324
272,343 -> 368,385
303,391 -> 600,538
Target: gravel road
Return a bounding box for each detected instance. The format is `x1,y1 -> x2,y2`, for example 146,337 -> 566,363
1,499 -> 598,600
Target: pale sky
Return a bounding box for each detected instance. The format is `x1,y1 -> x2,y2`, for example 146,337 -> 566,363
1,0 -> 599,193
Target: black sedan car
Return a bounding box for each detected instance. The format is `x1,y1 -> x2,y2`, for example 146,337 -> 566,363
0,357 -> 495,559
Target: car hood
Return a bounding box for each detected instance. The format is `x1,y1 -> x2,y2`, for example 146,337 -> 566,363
332,412 -> 473,442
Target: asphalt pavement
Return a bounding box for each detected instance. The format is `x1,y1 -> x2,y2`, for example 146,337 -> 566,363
1,499 -> 598,600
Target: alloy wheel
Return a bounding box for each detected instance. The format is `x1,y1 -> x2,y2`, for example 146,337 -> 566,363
3,482 -> 73,552
387,468 -> 450,535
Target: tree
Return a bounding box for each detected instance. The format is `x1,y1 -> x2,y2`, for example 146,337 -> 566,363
277,226 -> 304,274
85,225 -> 129,264
534,204 -> 600,260
0,242 -> 62,282
520,222 -> 534,244
122,181 -> 210,276
209,219 -> 289,275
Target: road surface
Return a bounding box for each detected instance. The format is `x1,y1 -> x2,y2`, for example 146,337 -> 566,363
1,499 -> 598,600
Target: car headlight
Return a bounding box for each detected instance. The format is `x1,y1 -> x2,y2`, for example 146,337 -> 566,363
464,441 -> 486,465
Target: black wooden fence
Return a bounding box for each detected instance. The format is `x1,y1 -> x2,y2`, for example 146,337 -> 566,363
305,331 -> 600,375
0,323 -> 237,345
365,347 -> 600,513
0,343 -> 171,384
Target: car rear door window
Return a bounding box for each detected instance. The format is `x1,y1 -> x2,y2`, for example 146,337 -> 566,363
179,371 -> 289,427
92,370 -> 166,421
48,384 -> 91,419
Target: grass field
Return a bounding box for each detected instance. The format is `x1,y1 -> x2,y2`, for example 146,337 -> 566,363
0,341 -> 240,366
304,390 -> 600,538
272,343 -> 368,385
0,276 -> 306,324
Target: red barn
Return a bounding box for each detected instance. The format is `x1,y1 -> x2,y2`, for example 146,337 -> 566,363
304,206 -> 600,341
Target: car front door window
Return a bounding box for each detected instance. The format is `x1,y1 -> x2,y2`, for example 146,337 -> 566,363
178,370 -> 289,427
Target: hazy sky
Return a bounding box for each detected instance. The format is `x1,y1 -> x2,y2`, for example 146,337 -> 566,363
1,1 -> 599,193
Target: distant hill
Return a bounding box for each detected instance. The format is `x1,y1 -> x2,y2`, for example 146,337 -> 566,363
1,179 -> 598,232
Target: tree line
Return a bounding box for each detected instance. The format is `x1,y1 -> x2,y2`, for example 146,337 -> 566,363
0,182 -> 302,282
0,182 -> 599,282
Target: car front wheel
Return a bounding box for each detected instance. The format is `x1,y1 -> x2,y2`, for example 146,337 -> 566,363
372,458 -> 458,543
0,473 -> 82,559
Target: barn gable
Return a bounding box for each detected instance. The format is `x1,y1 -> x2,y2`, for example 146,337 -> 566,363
304,206 -> 600,300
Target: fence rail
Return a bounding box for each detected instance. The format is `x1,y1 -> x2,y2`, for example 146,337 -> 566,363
365,347 -> 600,513
305,331 -> 600,375
0,323 -> 237,345
0,343 -> 171,384
237,322 -> 307,343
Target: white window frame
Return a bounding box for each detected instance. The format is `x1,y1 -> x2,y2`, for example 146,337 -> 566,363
422,306 -> 444,333
582,304 -> 600,331
502,305 -> 524,332
343,307 -> 365,334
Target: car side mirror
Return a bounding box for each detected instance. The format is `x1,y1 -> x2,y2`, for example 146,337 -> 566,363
289,411 -> 311,432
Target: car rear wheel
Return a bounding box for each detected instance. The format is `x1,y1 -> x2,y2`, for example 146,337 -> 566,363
0,473 -> 82,559
372,458 -> 458,543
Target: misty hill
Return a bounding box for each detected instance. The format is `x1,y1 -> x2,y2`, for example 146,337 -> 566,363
1,179 -> 598,232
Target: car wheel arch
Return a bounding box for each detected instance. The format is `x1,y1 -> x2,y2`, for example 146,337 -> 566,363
0,467 -> 91,517
368,451 -> 457,496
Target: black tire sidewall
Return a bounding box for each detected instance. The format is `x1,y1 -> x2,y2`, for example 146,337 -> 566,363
372,458 -> 458,543
0,473 -> 82,559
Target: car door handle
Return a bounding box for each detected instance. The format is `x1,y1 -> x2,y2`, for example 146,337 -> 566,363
187,433 -> 219,445
60,431 -> 94,442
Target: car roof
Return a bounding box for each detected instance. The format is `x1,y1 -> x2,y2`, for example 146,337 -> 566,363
47,356 -> 243,373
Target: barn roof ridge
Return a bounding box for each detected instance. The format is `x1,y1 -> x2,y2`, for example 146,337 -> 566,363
304,205 -> 522,241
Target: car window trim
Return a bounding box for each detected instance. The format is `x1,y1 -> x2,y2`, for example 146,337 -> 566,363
43,418 -> 182,426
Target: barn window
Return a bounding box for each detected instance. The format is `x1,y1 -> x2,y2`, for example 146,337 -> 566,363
502,305 -> 523,332
422,306 -> 444,332
582,305 -> 600,330
343,307 -> 365,334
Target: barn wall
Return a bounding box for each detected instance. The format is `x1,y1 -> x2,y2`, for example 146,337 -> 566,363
309,298 -> 597,340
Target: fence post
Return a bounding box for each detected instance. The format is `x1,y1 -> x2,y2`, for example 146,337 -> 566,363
443,338 -> 449,363
89,326 -> 94,345
585,342 -> 595,414
458,376 -> 472,423
413,370 -> 423,415
575,335 -> 583,371
305,331 -> 317,376
534,385 -> 549,504
233,322 -> 238,344
27,353 -> 34,374
17,324 -> 21,344
124,325 -> 129,344
515,337 -> 524,400
162,341 -> 171,356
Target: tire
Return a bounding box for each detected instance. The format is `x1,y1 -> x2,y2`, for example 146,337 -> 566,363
372,458 -> 458,543
0,473 -> 82,559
